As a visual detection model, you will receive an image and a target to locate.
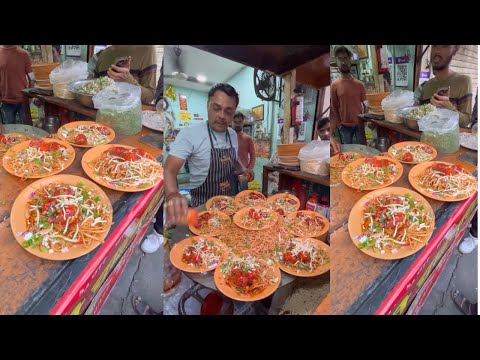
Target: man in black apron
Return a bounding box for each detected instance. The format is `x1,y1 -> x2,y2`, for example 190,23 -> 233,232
164,83 -> 253,224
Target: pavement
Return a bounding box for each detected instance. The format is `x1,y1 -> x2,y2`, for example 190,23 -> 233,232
417,233 -> 478,315
100,227 -> 164,315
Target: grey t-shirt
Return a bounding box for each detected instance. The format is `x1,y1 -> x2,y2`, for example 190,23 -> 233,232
169,122 -> 238,188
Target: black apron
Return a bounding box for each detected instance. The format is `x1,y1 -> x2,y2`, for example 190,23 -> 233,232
190,124 -> 237,207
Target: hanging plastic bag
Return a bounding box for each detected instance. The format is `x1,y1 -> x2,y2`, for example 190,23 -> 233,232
381,90 -> 415,111
298,139 -> 330,176
93,82 -> 142,135
49,59 -> 88,84
418,108 -> 460,153
49,59 -> 88,99
381,90 -> 415,123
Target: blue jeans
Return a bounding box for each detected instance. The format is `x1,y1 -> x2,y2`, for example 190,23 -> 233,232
339,125 -> 361,144
0,102 -> 26,124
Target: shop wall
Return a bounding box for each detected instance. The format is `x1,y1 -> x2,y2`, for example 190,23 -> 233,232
450,45 -> 478,94
168,86 -> 209,128
164,85 -> 208,178
226,66 -> 278,184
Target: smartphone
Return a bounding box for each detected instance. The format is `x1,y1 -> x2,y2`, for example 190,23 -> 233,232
114,56 -> 131,68
435,86 -> 450,97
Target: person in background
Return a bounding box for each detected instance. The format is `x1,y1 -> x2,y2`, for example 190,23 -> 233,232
330,45 -> 368,144
382,71 -> 391,92
232,112 -> 255,193
0,45 -> 34,125
316,117 -> 330,141
52,45 -> 62,63
413,82 -> 425,105
419,45 -> 472,127
92,45 -> 157,104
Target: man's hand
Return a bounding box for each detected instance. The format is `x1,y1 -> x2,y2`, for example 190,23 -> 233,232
244,169 -> 254,182
107,64 -> 131,81
431,93 -> 453,109
166,192 -> 189,226
330,137 -> 340,154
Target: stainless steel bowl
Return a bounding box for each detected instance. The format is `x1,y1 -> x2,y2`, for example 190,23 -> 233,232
397,106 -> 421,131
67,80 -> 96,108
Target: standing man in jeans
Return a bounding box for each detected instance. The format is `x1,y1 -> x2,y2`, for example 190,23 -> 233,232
330,45 -> 368,144
232,112 -> 255,193
0,45 -> 34,125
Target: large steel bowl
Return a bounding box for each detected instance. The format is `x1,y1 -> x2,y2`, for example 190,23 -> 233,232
397,106 -> 421,131
67,80 -> 96,108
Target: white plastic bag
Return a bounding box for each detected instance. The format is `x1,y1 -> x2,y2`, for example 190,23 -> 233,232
298,140 -> 330,176
418,108 -> 460,153
381,90 -> 415,111
93,83 -> 142,135
49,59 -> 88,84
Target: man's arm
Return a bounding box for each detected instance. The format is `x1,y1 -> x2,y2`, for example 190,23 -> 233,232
361,83 -> 368,113
247,137 -> 256,170
164,155 -> 185,201
164,155 -> 189,225
431,77 -> 473,127
24,52 -> 34,88
128,46 -> 157,104
330,84 -> 340,134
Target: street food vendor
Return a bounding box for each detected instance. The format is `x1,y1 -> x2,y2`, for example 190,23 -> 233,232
164,83 -> 254,224
419,45 -> 473,127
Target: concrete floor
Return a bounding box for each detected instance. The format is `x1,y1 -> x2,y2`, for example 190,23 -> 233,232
100,228 -> 163,315
417,237 -> 477,315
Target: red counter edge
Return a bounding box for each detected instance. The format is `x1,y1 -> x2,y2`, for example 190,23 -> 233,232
49,182 -> 162,315
374,193 -> 477,315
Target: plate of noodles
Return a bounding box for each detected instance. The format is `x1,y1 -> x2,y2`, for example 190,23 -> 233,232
348,187 -> 435,260
409,161 -> 477,202
10,174 -> 113,260
81,144 -> 163,192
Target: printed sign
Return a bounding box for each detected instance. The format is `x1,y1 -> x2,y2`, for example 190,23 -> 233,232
193,113 -> 204,120
395,57 -> 409,87
66,45 -> 81,57
419,71 -> 430,85
179,94 -> 188,111
179,111 -> 191,121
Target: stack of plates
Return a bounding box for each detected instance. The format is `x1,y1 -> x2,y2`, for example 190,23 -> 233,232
369,105 -> 384,115
35,79 -> 53,91
278,155 -> 300,166
277,143 -> 304,166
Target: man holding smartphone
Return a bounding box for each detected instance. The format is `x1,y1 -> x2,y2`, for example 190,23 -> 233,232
91,45 -> 157,104
419,45 -> 473,127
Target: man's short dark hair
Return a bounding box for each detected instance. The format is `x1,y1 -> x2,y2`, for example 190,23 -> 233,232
234,112 -> 245,120
334,45 -> 352,59
208,83 -> 239,108
317,117 -> 330,130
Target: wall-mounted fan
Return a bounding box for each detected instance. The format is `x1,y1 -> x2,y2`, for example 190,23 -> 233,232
253,69 -> 284,104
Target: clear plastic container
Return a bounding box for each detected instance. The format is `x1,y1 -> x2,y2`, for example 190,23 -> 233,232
419,109 -> 460,154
